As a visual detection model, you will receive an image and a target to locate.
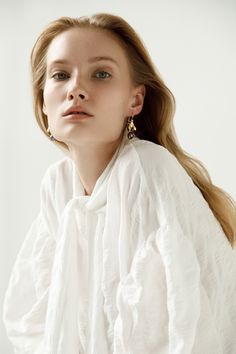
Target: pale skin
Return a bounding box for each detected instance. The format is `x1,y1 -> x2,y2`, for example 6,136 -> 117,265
43,27 -> 145,196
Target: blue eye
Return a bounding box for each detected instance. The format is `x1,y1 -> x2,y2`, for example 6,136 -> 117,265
52,72 -> 68,80
95,71 -> 111,79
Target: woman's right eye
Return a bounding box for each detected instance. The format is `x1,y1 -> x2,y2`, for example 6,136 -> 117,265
51,72 -> 69,80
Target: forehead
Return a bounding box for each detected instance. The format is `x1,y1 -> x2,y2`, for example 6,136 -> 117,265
45,27 -> 128,67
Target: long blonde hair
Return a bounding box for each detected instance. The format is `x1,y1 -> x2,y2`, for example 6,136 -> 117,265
30,13 -> 236,248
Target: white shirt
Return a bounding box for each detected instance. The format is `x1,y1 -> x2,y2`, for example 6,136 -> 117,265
3,131 -> 236,354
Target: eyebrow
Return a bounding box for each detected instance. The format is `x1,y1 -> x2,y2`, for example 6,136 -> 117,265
48,56 -> 119,69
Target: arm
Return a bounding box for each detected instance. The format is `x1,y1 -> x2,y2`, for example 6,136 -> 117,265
2,166 -> 57,354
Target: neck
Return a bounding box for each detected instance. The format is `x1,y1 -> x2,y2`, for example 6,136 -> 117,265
69,136 -> 123,196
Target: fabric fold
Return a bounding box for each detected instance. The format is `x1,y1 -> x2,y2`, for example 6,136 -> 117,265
3,134 -> 236,354
3,212 -> 55,353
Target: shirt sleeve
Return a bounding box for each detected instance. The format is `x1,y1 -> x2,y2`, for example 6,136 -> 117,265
114,143 -> 225,353
2,168 -> 57,354
114,228 -> 170,354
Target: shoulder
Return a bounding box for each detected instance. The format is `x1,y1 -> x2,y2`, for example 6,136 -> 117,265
40,156 -> 74,203
124,139 -> 200,202
129,139 -> 191,183
131,139 -> 178,168
39,156 -> 75,223
42,156 -> 72,180
41,156 -> 72,186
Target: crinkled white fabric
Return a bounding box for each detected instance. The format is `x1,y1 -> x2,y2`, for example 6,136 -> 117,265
3,132 -> 236,354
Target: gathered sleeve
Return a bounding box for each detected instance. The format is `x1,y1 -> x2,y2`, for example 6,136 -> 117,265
113,143 -> 224,354
2,166 -> 57,354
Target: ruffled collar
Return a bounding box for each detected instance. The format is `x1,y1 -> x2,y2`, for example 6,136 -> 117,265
70,131 -> 139,211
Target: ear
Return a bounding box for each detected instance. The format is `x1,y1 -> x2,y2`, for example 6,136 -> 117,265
128,84 -> 146,116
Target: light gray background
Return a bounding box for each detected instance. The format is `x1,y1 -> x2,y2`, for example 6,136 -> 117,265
1,0 -> 235,352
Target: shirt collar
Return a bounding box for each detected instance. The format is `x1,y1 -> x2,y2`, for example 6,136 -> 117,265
70,131 -> 139,211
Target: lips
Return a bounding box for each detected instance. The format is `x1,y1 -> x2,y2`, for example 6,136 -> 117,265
63,113 -> 92,122
63,106 -> 93,117
67,112 -> 88,115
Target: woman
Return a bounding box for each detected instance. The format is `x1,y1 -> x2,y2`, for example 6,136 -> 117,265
3,13 -> 236,354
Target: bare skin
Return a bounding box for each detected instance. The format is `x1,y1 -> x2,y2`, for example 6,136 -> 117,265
43,28 -> 145,195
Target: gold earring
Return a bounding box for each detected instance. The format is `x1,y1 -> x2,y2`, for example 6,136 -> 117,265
46,127 -> 55,142
126,115 -> 136,139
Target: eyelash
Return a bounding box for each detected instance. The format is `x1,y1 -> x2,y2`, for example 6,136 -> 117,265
51,70 -> 112,81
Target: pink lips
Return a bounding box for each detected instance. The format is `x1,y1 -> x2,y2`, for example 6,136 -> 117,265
63,105 -> 93,117
63,112 -> 93,121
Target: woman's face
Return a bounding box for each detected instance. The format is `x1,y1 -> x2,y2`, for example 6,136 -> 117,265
43,27 -> 145,147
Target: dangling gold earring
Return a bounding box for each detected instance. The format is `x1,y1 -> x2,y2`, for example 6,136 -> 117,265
126,115 -> 137,139
46,127 -> 55,142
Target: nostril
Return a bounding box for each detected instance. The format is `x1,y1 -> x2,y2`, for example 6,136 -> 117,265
79,94 -> 85,99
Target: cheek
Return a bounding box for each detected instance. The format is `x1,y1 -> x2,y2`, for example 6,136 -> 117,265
96,83 -> 130,108
43,83 -> 52,105
43,82 -> 56,99
43,83 -> 63,109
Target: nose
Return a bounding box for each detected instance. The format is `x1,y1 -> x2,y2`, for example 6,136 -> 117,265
67,79 -> 89,101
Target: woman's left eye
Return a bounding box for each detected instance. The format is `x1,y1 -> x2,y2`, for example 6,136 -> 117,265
94,71 -> 111,79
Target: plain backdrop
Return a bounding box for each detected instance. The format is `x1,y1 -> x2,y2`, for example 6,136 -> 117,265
1,0 -> 235,352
